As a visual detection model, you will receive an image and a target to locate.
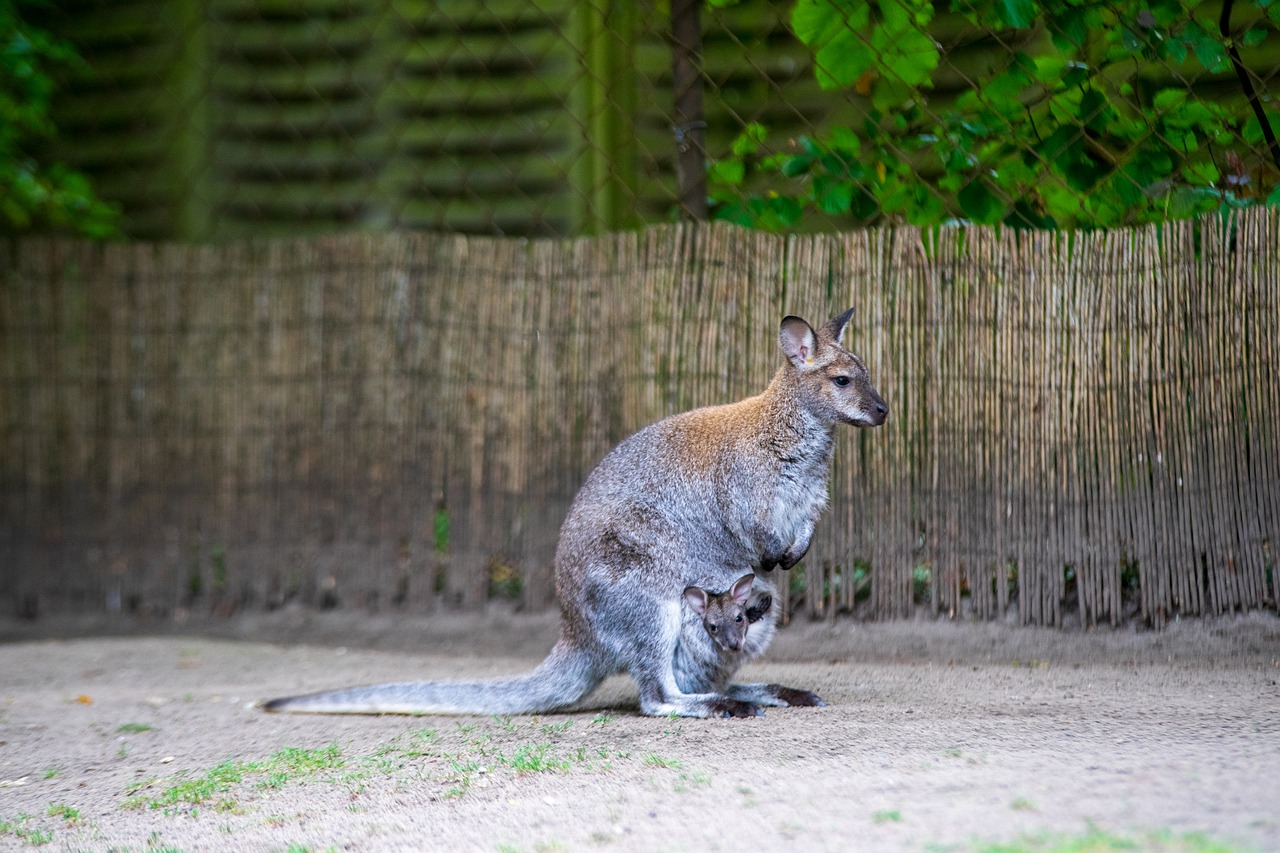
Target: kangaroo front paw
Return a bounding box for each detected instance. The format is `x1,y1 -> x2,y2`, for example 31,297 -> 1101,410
710,697 -> 764,718
768,685 -> 827,707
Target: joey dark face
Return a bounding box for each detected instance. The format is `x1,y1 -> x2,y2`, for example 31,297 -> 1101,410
684,573 -> 755,653
701,600 -> 749,652
779,308 -> 888,428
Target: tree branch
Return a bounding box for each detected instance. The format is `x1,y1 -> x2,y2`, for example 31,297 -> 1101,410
1220,0 -> 1280,173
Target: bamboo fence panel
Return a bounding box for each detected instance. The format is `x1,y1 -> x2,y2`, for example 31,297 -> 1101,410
1,211 -> 1276,625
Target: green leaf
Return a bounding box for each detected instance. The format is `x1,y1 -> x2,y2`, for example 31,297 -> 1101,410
1077,88 -> 1112,132
850,186 -> 879,218
1162,34 -> 1188,64
751,195 -> 805,229
1031,55 -> 1067,84
1183,21 -> 1229,72
781,155 -> 814,178
730,123 -> 767,158
708,160 -> 746,187
1181,160 -> 1220,185
829,126 -> 863,156
1122,143 -> 1174,190
792,0 -> 874,89
1153,89 -> 1187,112
958,179 -> 1004,223
905,184 -> 946,224
998,0 -> 1039,29
1049,5 -> 1091,52
873,0 -> 940,87
814,175 -> 855,214
982,64 -> 1033,107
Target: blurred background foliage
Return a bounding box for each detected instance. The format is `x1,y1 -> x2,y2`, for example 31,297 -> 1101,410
3,0 -> 1278,239
1,0 -> 118,236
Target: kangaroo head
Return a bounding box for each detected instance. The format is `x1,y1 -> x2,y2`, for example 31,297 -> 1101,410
684,573 -> 755,653
779,308 -> 888,428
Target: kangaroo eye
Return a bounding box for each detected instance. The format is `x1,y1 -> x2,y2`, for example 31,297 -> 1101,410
832,376 -> 851,387
708,624 -> 717,633
735,614 -> 744,622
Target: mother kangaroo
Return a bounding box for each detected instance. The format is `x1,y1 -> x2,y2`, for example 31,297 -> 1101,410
265,309 -> 887,718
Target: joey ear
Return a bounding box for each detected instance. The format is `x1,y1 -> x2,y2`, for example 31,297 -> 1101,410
821,307 -> 856,347
730,573 -> 755,606
779,315 -> 819,369
684,586 -> 709,616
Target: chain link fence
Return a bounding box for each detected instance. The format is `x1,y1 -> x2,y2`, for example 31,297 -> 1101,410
20,0 -> 1280,240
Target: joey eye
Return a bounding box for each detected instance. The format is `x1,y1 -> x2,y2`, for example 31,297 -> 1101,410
832,376 -> 851,387
735,614 -> 743,622
708,624 -> 717,633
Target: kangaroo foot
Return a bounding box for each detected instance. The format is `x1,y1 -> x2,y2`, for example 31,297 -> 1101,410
767,685 -> 826,707
709,696 -> 764,718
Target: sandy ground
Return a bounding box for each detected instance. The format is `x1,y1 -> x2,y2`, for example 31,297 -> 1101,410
0,608 -> 1278,853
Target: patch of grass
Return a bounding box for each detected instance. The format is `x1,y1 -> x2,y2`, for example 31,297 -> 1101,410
0,814 -> 54,846
673,770 -> 711,792
117,722 -> 153,733
874,809 -> 902,824
641,754 -> 683,770
1010,798 -> 1036,812
124,744 -> 346,815
443,757 -> 481,799
146,759 -> 246,814
590,713 -> 616,727
491,715 -> 519,733
541,719 -> 574,735
973,829 -> 1256,853
507,743 -> 569,774
44,804 -> 80,824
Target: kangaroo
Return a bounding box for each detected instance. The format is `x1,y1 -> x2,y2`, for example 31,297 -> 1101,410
263,309 -> 887,718
672,573 -> 820,709
673,573 -> 783,702
686,573 -> 757,655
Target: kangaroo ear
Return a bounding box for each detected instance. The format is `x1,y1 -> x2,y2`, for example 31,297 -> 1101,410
821,307 -> 856,347
779,315 -> 819,369
730,574 -> 755,606
684,586 -> 709,616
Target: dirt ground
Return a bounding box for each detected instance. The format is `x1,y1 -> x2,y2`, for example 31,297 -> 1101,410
1,608 -> 1277,853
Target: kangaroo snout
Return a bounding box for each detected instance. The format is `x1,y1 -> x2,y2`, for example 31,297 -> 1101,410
869,393 -> 889,425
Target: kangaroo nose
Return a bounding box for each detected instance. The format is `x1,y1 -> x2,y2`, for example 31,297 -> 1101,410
875,401 -> 888,416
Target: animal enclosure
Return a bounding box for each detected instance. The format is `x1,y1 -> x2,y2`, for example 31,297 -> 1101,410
2,212 -> 1277,626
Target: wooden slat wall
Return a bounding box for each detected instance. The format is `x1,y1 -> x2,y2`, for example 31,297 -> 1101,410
2,212 -> 1276,625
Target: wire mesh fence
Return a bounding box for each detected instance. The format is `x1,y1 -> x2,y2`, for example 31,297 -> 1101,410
17,0 -> 1280,240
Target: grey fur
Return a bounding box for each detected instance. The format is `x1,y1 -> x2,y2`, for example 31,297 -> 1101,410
263,309 -> 886,718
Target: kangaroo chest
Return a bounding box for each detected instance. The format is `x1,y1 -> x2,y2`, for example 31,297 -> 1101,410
767,459 -> 829,536
752,424 -> 833,546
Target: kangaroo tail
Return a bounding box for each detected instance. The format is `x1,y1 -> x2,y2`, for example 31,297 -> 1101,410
261,639 -> 600,716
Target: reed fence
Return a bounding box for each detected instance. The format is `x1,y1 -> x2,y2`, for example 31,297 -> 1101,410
2,211 -> 1277,626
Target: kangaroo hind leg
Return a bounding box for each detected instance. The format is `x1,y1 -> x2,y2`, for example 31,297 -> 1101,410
725,682 -> 826,708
